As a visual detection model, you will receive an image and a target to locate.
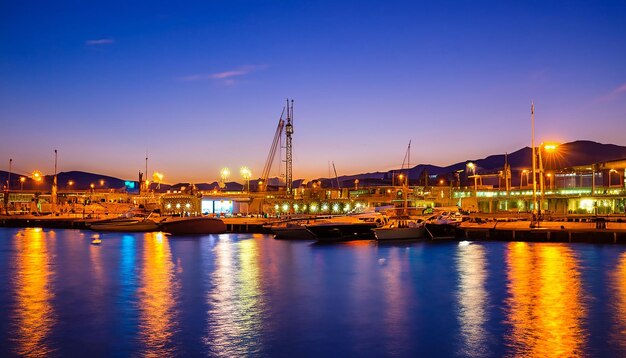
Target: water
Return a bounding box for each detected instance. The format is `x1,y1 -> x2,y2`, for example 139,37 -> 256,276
1,227 -> 625,357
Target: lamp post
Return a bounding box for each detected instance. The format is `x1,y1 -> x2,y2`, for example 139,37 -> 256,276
546,173 -> 553,190
8,158 -> 12,191
220,168 -> 230,189
240,167 -> 251,193
467,162 -> 477,191
520,169 -> 528,188
20,177 -> 25,191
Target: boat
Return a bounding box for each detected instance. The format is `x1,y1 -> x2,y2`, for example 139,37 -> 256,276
374,216 -> 426,240
424,211 -> 465,239
90,234 -> 102,245
269,219 -> 318,240
89,218 -> 159,232
159,216 -> 226,235
306,221 -> 378,242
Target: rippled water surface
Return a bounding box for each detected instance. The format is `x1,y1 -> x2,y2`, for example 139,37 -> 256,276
1,228 -> 626,357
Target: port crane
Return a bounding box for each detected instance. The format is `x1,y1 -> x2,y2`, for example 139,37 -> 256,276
260,100 -> 294,195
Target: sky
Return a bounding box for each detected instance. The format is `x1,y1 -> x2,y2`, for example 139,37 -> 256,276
1,1 -> 625,183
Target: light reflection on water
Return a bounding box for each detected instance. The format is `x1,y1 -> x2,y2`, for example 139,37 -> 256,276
137,232 -> 179,357
204,235 -> 265,357
11,228 -> 56,357
613,252 -> 626,351
456,243 -> 488,357
505,242 -> 586,357
2,229 -> 626,356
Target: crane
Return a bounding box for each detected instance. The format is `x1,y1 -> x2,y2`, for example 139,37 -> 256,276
260,107 -> 286,192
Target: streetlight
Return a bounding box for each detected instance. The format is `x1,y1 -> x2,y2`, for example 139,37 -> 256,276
520,169 -> 528,188
99,179 -> 105,187
354,179 -> 359,190
546,172 -> 553,190
467,162 -> 477,191
240,166 -> 251,192
220,167 -> 230,188
153,172 -> 164,189
68,180 -> 74,190
19,177 -> 25,191
32,170 -> 43,182
90,183 -> 95,193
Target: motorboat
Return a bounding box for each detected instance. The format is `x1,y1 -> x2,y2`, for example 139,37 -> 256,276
159,216 -> 226,235
89,218 -> 159,232
268,219 -> 318,240
374,216 -> 426,240
424,212 -> 465,239
89,211 -> 160,232
430,211 -> 464,226
306,221 -> 378,242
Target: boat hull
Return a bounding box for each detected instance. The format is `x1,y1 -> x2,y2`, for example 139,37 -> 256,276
272,226 -> 317,240
159,217 -> 226,235
374,226 -> 426,240
89,220 -> 159,232
424,223 -> 462,239
307,222 -> 377,241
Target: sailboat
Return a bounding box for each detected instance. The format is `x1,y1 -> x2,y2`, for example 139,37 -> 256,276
374,141 -> 427,241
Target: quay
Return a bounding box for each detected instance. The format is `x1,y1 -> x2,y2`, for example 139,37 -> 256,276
459,220 -> 626,244
3,214 -> 626,243
0,215 -> 274,234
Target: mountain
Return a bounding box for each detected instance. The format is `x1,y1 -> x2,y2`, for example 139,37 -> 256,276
0,171 -> 131,191
333,140 -> 626,186
2,141 -> 624,191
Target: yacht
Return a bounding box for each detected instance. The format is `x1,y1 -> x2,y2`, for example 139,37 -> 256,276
374,216 -> 426,240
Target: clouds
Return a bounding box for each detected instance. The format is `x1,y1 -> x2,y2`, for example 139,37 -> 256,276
85,38 -> 115,46
595,82 -> 626,103
179,65 -> 268,84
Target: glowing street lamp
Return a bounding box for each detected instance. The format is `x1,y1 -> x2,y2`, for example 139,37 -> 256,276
220,168 -> 230,184
19,177 -> 25,191
466,162 -> 477,190
520,169 -> 529,188
68,180 -> 74,190
240,166 -> 252,192
90,183 -> 95,193
546,173 -> 553,189
153,172 -> 164,189
99,179 -> 105,187
32,170 -> 43,182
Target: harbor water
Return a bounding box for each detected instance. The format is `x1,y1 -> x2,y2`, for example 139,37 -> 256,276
1,227 -> 626,357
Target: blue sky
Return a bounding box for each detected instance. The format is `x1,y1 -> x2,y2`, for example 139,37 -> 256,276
1,1 -> 625,183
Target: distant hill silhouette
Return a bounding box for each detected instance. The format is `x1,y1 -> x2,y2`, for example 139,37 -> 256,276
328,140 -> 626,187
2,141 -> 625,191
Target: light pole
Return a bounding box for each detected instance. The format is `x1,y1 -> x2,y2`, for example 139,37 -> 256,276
20,177 -> 25,191
546,173 -> 553,190
8,158 -> 12,190
467,162 -> 477,191
240,167 -> 251,193
220,168 -> 230,189
520,169 -> 528,188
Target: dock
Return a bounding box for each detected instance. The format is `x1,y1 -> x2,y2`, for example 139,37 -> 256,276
459,220 -> 626,244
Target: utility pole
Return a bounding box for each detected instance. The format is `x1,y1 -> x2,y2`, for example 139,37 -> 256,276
52,150 -> 58,213
531,102 -> 538,227
285,99 -> 294,196
8,158 -> 12,190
